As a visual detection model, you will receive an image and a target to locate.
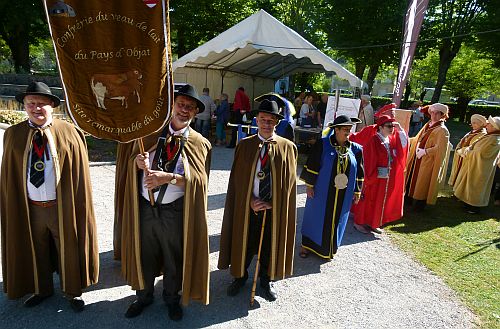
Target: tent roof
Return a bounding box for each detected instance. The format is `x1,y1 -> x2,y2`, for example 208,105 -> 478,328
172,10 -> 364,88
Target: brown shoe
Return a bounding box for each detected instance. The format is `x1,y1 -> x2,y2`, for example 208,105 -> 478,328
353,223 -> 370,234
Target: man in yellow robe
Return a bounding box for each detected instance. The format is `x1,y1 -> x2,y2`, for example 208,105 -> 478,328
218,100 -> 297,302
448,114 -> 487,186
405,103 -> 450,210
454,116 -> 500,213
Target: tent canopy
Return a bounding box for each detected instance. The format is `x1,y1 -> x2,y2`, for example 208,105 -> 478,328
173,10 -> 364,89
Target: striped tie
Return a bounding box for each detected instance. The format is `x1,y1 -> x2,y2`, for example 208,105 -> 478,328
259,143 -> 272,202
29,131 -> 45,188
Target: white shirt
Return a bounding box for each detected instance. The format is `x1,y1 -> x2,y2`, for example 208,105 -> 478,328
141,125 -> 188,204
27,119 -> 56,201
252,133 -> 275,199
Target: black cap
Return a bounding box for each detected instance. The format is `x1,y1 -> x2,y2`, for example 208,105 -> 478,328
174,84 -> 205,113
254,93 -> 286,110
16,81 -> 61,107
252,99 -> 284,119
328,115 -> 361,127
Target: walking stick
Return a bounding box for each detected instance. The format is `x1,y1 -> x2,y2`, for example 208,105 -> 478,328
250,209 -> 267,306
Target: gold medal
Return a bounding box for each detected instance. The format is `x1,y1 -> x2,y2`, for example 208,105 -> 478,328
257,171 -> 266,180
34,160 -> 45,172
334,173 -> 348,189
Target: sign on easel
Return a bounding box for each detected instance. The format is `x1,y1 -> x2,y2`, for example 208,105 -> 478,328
324,96 -> 361,131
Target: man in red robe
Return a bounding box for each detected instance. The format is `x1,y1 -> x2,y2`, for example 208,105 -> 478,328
350,115 -> 408,233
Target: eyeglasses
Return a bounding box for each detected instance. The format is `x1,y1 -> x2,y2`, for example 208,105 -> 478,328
25,102 -> 51,109
383,124 -> 395,128
175,101 -> 197,111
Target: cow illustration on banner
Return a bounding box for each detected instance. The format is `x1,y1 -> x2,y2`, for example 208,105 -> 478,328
43,0 -> 173,142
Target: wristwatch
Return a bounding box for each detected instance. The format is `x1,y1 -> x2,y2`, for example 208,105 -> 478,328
169,173 -> 177,185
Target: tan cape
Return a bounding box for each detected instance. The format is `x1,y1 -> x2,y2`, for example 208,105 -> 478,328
448,128 -> 486,186
1,119 -> 99,299
218,134 -> 297,280
405,121 -> 450,205
119,128 -> 211,306
453,133 -> 500,206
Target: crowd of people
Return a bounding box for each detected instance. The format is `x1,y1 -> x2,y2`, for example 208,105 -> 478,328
1,82 -> 499,322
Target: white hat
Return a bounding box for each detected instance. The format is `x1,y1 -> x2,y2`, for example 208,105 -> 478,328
487,115 -> 500,130
470,114 -> 487,126
429,103 -> 449,117
360,95 -> 371,101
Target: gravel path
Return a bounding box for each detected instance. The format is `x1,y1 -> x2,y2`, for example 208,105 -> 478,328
0,144 -> 477,329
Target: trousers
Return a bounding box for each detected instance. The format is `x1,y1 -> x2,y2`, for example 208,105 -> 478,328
137,197 -> 184,304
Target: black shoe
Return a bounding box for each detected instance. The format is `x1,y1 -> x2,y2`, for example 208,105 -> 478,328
125,300 -> 151,318
24,294 -> 52,307
68,297 -> 85,312
260,280 -> 277,302
227,276 -> 247,296
166,302 -> 183,321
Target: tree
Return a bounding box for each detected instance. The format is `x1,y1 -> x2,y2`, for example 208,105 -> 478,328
445,46 -> 500,121
319,0 -> 406,92
473,0 -> 500,67
0,1 -> 49,73
170,0 -> 254,57
423,0 -> 487,103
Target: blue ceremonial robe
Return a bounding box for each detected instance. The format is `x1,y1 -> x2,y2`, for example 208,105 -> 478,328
300,127 -> 364,258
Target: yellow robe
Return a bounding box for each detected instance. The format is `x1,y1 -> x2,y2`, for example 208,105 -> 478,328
1,119 -> 99,299
448,128 -> 486,186
405,121 -> 450,205
118,128 -> 211,306
453,133 -> 500,206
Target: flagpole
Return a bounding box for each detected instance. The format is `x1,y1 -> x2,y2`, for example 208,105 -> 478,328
138,138 -> 156,206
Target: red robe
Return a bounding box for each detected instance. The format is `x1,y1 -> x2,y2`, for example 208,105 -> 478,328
350,126 -> 408,228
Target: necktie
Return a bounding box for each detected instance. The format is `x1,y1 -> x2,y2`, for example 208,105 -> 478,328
258,143 -> 272,202
30,131 -> 46,188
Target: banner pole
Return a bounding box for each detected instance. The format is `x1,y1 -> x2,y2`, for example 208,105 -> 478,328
138,138 -> 156,206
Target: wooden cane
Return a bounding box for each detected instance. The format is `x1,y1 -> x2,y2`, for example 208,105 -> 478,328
250,209 -> 267,306
138,138 -> 156,206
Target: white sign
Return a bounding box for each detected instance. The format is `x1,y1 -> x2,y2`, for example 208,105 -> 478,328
324,96 -> 361,131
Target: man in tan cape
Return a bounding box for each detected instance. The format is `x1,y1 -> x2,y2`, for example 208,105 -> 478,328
453,116 -> 500,213
121,84 -> 211,321
0,82 -> 99,312
218,99 -> 297,302
405,103 -> 451,210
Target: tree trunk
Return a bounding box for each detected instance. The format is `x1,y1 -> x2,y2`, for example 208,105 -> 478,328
354,61 -> 366,80
176,29 -> 187,57
5,34 -> 30,73
432,42 -> 458,103
456,97 -> 470,122
366,62 -> 380,94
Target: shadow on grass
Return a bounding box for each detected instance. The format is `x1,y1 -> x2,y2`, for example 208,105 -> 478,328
386,195 -> 499,234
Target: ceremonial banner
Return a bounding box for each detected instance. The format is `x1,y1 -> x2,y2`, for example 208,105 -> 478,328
43,0 -> 172,142
392,0 -> 429,107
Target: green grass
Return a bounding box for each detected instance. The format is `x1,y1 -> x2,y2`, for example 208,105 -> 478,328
385,119 -> 499,329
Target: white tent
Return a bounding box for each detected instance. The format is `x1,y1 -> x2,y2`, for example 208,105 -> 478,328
172,10 -> 363,103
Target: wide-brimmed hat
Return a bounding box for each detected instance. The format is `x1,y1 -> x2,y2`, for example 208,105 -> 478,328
174,84 -> 205,113
487,115 -> 500,130
16,81 -> 61,107
252,99 -> 283,119
254,93 -> 286,110
328,115 -> 361,127
470,114 -> 487,126
376,115 -> 396,127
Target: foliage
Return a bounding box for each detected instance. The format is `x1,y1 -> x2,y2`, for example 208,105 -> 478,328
29,39 -> 57,73
319,0 -> 406,90
0,110 -> 27,125
170,0 -> 255,56
473,0 -> 500,67
422,0 -> 487,103
0,1 -> 49,72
